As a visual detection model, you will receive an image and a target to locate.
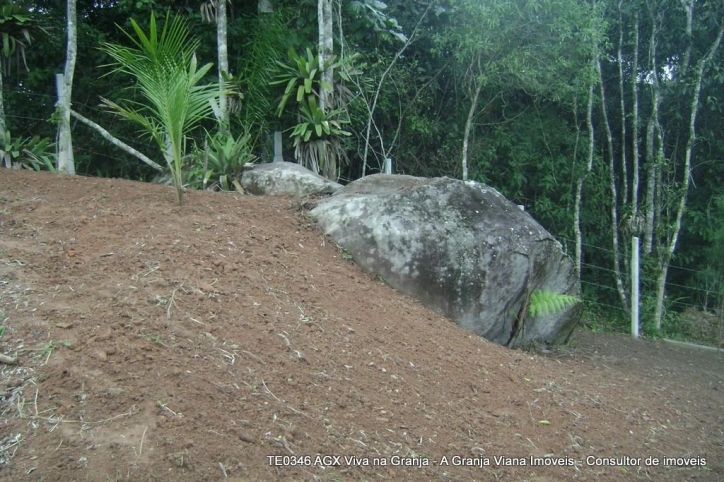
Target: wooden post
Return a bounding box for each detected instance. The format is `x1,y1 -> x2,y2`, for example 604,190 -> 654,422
273,131 -> 283,163
631,236 -> 640,338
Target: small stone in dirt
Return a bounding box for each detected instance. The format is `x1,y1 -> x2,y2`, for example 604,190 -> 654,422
237,431 -> 256,444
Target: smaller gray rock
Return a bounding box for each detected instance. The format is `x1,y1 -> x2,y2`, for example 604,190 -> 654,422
241,162 -> 341,197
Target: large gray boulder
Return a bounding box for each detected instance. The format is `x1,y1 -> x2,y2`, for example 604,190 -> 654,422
309,174 -> 581,347
241,162 -> 342,196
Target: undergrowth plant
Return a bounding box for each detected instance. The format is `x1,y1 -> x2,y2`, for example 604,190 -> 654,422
271,48 -> 353,180
528,289 -> 581,318
187,129 -> 257,192
0,131 -> 55,171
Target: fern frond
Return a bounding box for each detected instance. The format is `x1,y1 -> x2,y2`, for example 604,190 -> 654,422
528,289 -> 580,318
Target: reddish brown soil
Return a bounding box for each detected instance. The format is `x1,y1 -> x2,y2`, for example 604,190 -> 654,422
0,169 -> 722,482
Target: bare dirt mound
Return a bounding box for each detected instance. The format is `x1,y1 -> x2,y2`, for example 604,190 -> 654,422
0,169 -> 722,481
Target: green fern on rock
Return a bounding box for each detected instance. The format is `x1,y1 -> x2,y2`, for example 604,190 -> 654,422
528,290 -> 580,318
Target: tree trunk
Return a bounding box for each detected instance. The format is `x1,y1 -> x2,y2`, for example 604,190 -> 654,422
596,56 -> 629,314
653,20 -> 724,330
0,70 -> 5,146
461,75 -> 482,182
574,79 -> 596,280
617,1 -> 630,278
57,0 -> 77,175
318,0 -> 333,115
679,0 -> 693,78
217,0 -> 229,128
617,1 -> 628,207
631,11 -> 640,221
643,7 -> 662,255
315,0 -> 334,179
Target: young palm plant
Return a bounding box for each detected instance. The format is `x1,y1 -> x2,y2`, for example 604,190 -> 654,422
100,11 -> 223,205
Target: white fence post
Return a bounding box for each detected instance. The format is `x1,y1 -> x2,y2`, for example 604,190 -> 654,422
384,158 -> 392,174
273,131 -> 283,163
631,236 -> 640,338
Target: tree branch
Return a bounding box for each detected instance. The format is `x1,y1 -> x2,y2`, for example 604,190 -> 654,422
70,110 -> 164,172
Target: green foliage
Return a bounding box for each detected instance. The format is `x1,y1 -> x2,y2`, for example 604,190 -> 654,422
580,302 -> 627,333
528,289 -> 581,319
347,0 -> 407,43
291,96 -> 350,142
234,11 -> 292,133
272,48 -> 330,117
0,1 -> 34,72
100,10 -> 224,205
0,131 -> 55,171
272,48 -> 353,180
187,129 -> 256,192
290,95 -> 351,178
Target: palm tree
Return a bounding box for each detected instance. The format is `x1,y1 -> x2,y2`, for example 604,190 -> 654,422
100,11 -> 224,205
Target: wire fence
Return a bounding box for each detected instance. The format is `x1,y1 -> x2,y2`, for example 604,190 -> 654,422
557,235 -> 723,342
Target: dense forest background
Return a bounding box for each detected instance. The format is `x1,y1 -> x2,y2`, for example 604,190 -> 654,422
2,0 -> 724,344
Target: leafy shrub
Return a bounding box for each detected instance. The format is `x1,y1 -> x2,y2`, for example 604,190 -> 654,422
271,48 -> 353,180
186,130 -> 256,192
0,131 -> 55,171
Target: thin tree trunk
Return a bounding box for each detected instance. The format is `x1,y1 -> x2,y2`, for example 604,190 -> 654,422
597,56 -> 629,314
0,71 -> 5,147
617,1 -> 630,278
360,4 -> 430,177
461,73 -> 482,182
679,0 -> 693,78
644,117 -> 657,253
70,110 -> 163,172
574,80 -> 596,280
316,0 -> 333,178
631,11 -> 641,221
617,1 -> 628,207
318,0 -> 333,114
643,7 -> 662,255
654,20 -> 724,330
57,0 -> 76,175
217,0 -> 229,128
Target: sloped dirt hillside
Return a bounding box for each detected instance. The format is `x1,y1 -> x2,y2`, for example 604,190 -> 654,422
0,169 -> 722,481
